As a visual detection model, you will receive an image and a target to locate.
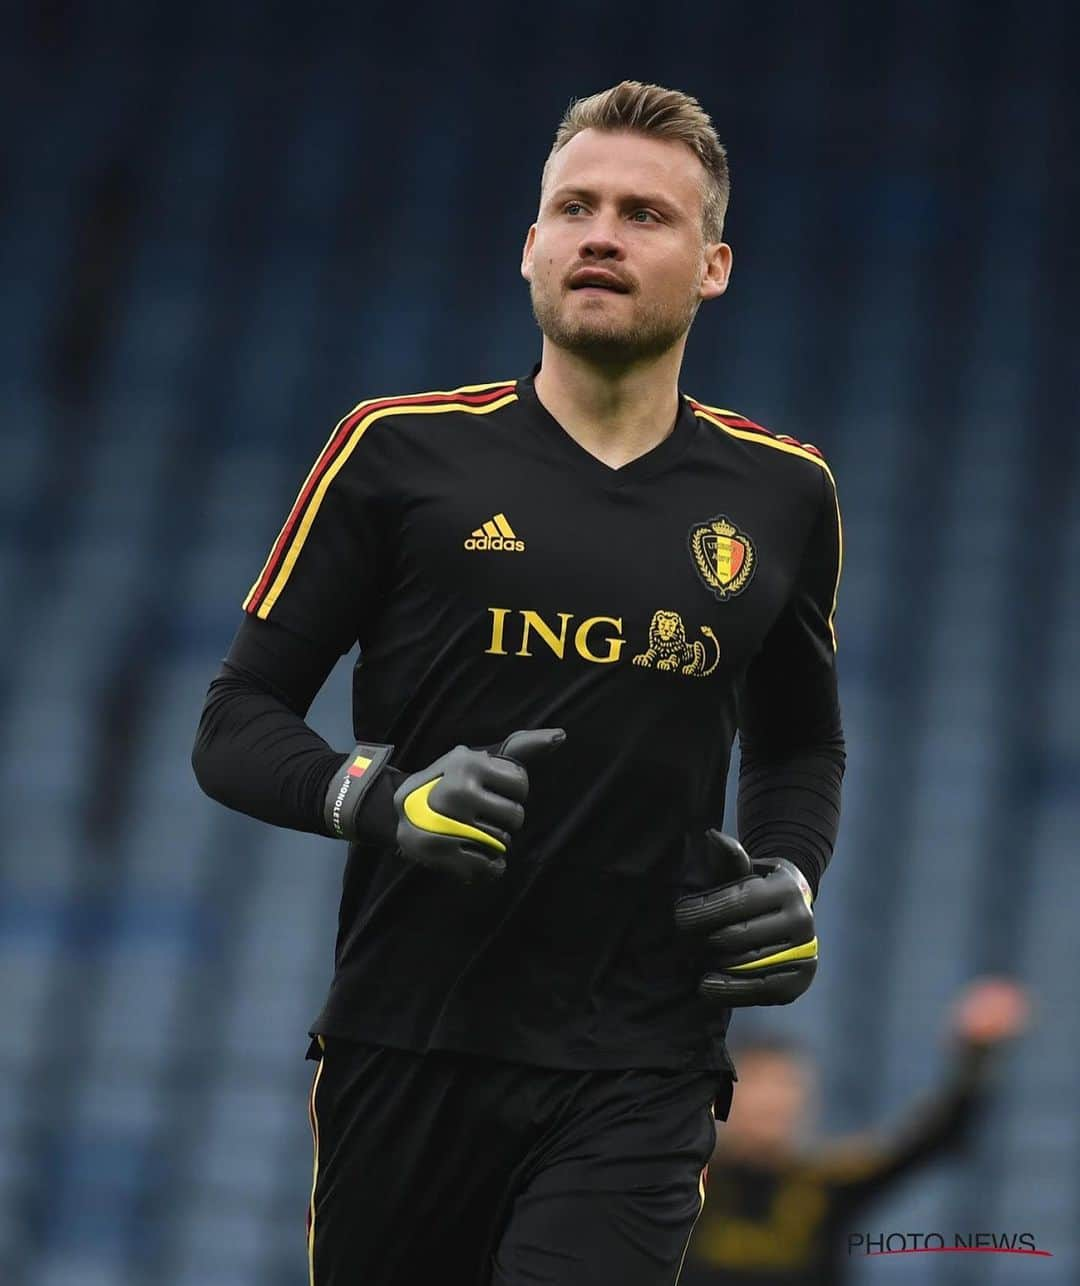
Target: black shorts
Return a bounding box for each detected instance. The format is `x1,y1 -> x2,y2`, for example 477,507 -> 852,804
304,1036 -> 733,1286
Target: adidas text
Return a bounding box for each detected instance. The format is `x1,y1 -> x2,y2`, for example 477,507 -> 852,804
464,535 -> 525,552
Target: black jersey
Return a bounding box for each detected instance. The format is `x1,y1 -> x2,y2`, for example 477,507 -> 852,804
233,366 -> 843,1071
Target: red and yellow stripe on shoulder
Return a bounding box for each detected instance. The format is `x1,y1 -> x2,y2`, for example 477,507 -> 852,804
689,398 -> 842,651
687,399 -> 826,462
243,380 -> 517,619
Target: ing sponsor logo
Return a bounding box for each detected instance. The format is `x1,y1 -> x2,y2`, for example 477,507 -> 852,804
485,607 -> 720,677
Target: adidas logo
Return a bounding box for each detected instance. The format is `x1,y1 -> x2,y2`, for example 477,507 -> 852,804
464,512 -> 525,552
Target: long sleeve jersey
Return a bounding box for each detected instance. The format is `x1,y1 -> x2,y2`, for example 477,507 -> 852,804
192,365 -> 845,1071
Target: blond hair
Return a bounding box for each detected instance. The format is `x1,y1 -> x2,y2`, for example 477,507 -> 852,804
541,80 -> 730,242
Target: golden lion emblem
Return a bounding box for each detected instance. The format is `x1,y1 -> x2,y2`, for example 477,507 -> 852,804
632,610 -> 720,677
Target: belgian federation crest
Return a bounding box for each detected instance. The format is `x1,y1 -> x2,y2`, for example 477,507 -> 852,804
689,514 -> 755,600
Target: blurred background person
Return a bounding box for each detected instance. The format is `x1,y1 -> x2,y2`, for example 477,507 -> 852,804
680,978 -> 1032,1285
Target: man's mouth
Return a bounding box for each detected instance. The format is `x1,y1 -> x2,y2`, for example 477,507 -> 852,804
568,271 -> 630,293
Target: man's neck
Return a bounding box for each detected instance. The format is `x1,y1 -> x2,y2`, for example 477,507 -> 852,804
532,342 -> 686,470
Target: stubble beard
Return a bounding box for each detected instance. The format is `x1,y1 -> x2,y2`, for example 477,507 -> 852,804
529,278 -> 700,366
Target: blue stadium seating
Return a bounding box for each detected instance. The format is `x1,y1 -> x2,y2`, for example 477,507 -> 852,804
2,2 -> 1076,1282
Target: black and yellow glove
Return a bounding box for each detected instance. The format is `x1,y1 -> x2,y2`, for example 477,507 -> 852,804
323,728 -> 565,882
674,830 -> 818,1006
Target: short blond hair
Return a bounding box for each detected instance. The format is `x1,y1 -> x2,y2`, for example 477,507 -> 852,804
541,80 -> 730,242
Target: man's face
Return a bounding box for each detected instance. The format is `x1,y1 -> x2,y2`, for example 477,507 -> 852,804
725,1051 -> 813,1150
521,129 -> 731,366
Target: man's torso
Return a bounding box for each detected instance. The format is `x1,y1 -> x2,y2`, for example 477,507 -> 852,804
256,370 -> 830,1068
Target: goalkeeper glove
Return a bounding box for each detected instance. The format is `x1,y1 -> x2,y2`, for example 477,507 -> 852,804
674,830 -> 817,1006
323,728 -> 565,882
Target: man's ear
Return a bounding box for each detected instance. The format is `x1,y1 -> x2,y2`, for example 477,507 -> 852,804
521,223 -> 537,282
700,241 -> 733,300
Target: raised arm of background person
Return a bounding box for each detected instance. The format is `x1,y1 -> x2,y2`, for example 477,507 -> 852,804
809,978 -> 1031,1205
806,1041 -> 995,1209
736,462 -> 845,901
192,399 -> 400,840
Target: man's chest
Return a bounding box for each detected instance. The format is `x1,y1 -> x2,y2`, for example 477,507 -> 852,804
378,454 -> 811,677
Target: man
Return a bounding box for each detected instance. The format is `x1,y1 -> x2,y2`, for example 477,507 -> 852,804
193,80 -> 844,1286
680,977 -> 1032,1284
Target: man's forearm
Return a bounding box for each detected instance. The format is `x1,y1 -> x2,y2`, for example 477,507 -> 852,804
736,738 -> 845,899
192,660 -> 351,836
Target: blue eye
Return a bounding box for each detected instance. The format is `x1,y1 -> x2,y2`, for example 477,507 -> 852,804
564,201 -> 585,215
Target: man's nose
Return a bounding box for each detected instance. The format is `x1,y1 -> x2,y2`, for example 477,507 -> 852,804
578,220 -> 625,259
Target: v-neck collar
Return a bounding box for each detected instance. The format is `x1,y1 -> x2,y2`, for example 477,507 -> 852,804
515,362 -> 696,488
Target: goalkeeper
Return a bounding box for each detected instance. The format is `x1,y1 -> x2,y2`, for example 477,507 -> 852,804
193,79 -> 843,1286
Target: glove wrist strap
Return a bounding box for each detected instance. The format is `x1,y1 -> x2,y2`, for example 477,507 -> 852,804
323,743 -> 395,840
773,857 -> 815,908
